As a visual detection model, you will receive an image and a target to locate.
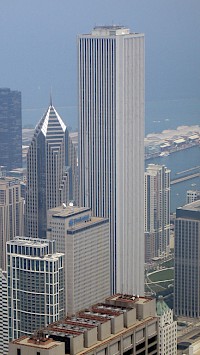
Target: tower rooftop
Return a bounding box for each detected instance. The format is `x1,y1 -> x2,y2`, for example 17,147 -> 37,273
156,296 -> 170,316
34,104 -> 66,138
92,25 -> 130,36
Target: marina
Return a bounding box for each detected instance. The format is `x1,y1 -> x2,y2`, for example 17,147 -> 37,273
145,145 -> 200,212
145,124 -> 200,160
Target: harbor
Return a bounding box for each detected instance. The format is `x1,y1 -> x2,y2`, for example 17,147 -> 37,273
145,125 -> 200,160
145,145 -> 200,212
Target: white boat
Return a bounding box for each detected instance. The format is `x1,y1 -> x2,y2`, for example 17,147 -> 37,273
159,151 -> 170,157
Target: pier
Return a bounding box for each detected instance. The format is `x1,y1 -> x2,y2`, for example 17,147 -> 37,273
176,166 -> 200,175
171,172 -> 200,185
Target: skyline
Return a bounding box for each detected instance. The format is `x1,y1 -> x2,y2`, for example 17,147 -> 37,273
0,0 -> 200,129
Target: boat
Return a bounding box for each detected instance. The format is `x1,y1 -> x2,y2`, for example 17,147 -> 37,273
159,151 -> 170,157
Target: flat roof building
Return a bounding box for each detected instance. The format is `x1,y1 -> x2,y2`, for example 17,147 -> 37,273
78,25 -> 145,295
7,237 -> 65,340
0,177 -> 24,270
9,295 -> 158,355
174,201 -> 200,318
47,205 -> 110,315
0,88 -> 22,171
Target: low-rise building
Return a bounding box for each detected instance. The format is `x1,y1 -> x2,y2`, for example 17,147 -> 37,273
9,294 -> 159,355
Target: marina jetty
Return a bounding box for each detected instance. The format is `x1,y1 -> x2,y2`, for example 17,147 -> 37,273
145,125 -> 200,160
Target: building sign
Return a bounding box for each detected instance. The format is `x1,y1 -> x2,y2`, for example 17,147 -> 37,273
69,214 -> 90,227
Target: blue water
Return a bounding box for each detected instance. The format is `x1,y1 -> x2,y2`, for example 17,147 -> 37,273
145,146 -> 200,212
145,98 -> 200,135
144,97 -> 200,212
22,97 -> 200,132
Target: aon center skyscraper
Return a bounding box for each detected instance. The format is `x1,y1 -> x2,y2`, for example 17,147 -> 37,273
78,26 -> 145,294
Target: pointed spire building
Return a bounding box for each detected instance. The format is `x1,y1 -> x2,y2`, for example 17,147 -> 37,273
156,296 -> 177,354
25,103 -> 70,238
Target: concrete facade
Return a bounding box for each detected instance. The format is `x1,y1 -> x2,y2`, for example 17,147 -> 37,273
9,295 -> 158,355
9,336 -> 65,355
156,297 -> 177,354
0,177 -> 24,270
78,26 -> 145,295
47,205 -> 110,315
186,190 -> 200,204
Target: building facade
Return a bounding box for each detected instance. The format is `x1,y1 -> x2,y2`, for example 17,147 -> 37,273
0,269 -> 9,354
144,164 -> 170,261
186,190 -> 200,204
78,26 -> 144,295
0,177 -> 24,270
174,201 -> 200,317
69,132 -> 79,206
25,102 -> 70,239
0,88 -> 22,170
9,294 -> 158,355
47,205 -> 110,315
156,296 -> 177,354
7,237 -> 65,340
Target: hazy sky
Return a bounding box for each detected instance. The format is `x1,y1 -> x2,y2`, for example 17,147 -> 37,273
0,0 -> 200,128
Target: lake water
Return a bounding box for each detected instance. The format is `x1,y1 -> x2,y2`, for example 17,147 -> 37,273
145,97 -> 200,212
23,97 -> 200,132
145,97 -> 200,135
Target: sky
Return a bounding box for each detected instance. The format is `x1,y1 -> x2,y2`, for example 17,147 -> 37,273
0,0 -> 200,129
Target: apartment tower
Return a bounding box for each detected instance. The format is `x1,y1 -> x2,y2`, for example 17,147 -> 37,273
78,26 -> 144,294
7,237 -> 64,340
144,164 -> 170,261
0,88 -> 22,170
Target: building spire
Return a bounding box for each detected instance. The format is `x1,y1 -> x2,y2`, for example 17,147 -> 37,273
50,88 -> 53,107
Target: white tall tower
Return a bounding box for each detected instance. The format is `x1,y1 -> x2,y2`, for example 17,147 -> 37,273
78,26 -> 144,294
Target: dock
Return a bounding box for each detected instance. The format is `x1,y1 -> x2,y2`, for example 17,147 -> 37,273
171,172 -> 200,185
